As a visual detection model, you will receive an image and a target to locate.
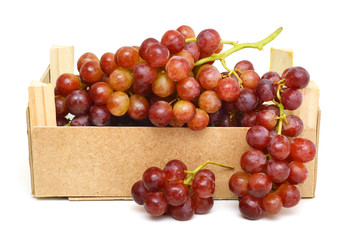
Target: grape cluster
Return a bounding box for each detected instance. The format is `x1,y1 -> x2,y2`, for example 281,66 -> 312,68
131,159 -> 233,221
228,66 -> 317,220
54,25 -> 282,130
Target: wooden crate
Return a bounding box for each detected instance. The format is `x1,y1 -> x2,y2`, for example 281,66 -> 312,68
27,46 -> 320,200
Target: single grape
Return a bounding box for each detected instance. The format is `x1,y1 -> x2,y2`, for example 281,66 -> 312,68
176,76 -> 201,101
169,117 -> 185,127
261,71 -> 281,83
216,112 -> 237,127
266,159 -> 290,183
194,169 -> 215,182
80,60 -> 104,85
89,105 -> 111,126
106,91 -> 130,116
208,109 -> 225,125
221,100 -> 237,113
191,192 -> 214,214
281,88 -> 302,110
240,149 -> 266,174
55,95 -> 68,117
267,135 -> 291,161
288,161 -> 309,184
163,180 -> 189,206
142,167 -> 165,192
196,29 -> 221,55
66,90 -> 92,116
143,192 -> 168,216
241,70 -> 261,90
246,125 -> 271,149
173,100 -> 196,123
115,46 -> 140,70
187,108 -> 209,131
176,25 -> 195,39
89,82 -> 113,105
70,114 -> 90,126
197,65 -> 221,90
152,72 -> 175,97
192,175 -> 215,199
128,94 -> 150,120
132,80 -> 152,96
163,159 -> 187,181
277,183 -> 301,208
263,193 -> 282,214
256,110 -> 278,131
165,56 -> 191,82
184,41 -> 200,62
290,138 -> 316,163
161,30 -> 186,54
55,73 -> 82,97
174,50 -> 194,69
247,173 -> 272,198
285,66 -> 310,89
100,52 -> 118,75
148,101 -> 173,127
229,172 -> 250,197
131,180 -> 150,205
281,67 -> 291,79
198,90 -> 222,113
139,38 -> 159,60
234,60 -> 254,76
240,111 -> 257,127
77,52 -> 99,71
145,43 -> 170,68
216,77 -> 241,101
108,68 -> 133,92
256,79 -> 276,102
239,194 -> 263,220
282,115 -> 303,137
264,104 -> 280,116
170,196 -> 194,221
133,62 -> 157,85
235,89 -> 258,112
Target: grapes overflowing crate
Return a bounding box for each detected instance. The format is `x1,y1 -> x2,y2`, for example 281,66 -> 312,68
27,29 -> 320,201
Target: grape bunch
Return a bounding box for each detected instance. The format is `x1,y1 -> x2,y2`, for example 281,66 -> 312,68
228,66 -> 317,220
54,25 -> 283,129
131,159 -> 233,221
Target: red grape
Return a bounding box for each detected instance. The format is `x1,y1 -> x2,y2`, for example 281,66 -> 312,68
148,101 -> 173,127
114,46 -> 140,70
208,109 -> 225,125
131,180 -> 150,205
133,62 -> 157,85
70,114 -> 90,126
197,65 -> 221,90
247,173 -> 272,198
106,91 -> 130,116
139,38 -> 159,60
216,77 -> 241,101
142,167 -> 165,192
282,115 -> 303,137
170,196 -> 194,221
246,126 -> 271,149
145,43 -> 170,68
198,90 -> 222,113
144,192 -> 168,216
235,88 -> 258,112
240,111 -> 257,127
266,159 -> 290,183
240,149 -> 266,174
173,100 -> 196,123
128,94 -> 150,120
256,110 -> 278,130
108,68 -> 133,92
191,192 -> 214,214
55,95 -> 68,117
89,105 -> 111,126
288,161 -> 309,184
192,175 -> 215,199
239,194 -> 263,220
281,88 -> 302,110
176,76 -> 201,101
285,66 -> 310,89
194,169 -> 215,182
290,138 -> 316,163
165,56 -> 191,82
176,25 -> 195,39
263,193 -> 282,214
66,90 -> 92,115
242,70 -> 260,90
197,29 -> 221,55
184,41 -> 200,61
152,72 -> 175,97
80,60 -> 104,84
277,183 -> 300,208
163,159 -> 187,181
229,172 -> 250,197
89,82 -> 113,105
261,71 -> 281,83
267,135 -> 291,161
100,52 -> 118,75
163,180 -> 189,206
256,79 -> 276,102
161,30 -> 186,54
56,73 -> 81,97
234,60 -> 254,76
77,52 -> 99,71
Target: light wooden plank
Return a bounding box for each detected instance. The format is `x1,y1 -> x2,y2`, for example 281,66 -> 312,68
270,47 -> 293,75
50,45 -> 74,86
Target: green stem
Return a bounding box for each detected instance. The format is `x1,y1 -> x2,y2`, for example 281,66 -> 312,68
274,82 -> 287,135
221,59 -> 243,86
185,38 -> 197,43
183,160 -> 234,185
194,27 -> 283,67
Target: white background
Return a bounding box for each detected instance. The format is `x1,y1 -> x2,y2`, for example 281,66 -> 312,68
1,0 -> 351,239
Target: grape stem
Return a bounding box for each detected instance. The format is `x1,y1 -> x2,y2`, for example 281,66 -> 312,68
273,81 -> 288,135
183,160 -> 234,186
192,27 -> 283,67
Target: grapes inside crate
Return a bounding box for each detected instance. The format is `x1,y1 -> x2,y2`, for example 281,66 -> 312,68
27,28 -> 320,201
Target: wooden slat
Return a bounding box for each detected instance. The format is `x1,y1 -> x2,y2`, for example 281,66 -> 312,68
270,47 -> 293,75
50,45 -> 74,86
